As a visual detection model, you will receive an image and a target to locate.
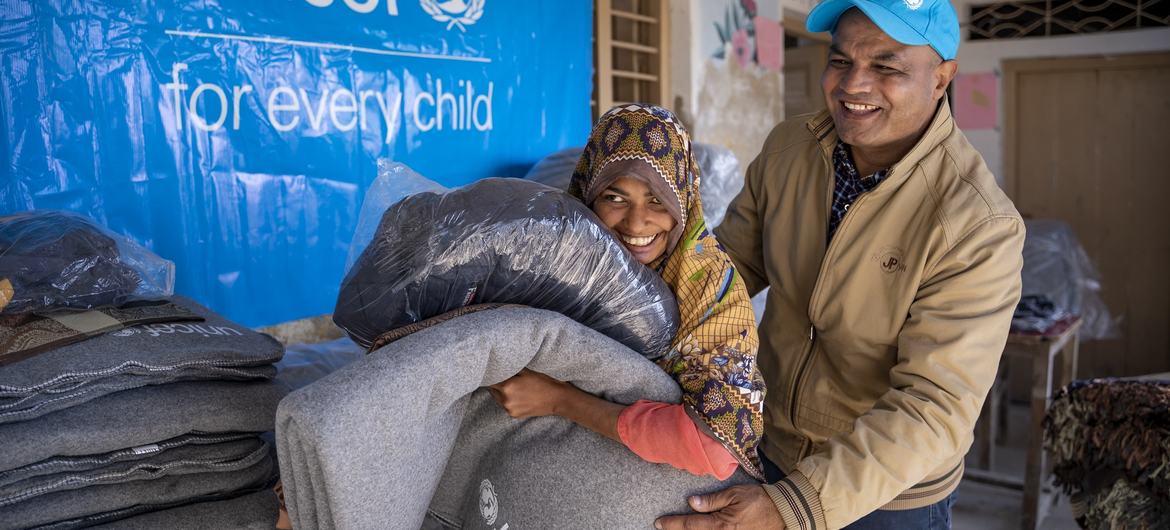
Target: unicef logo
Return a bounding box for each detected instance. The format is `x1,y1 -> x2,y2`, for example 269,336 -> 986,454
478,478 -> 498,526
110,328 -> 139,337
420,0 -> 485,31
903,0 -> 924,9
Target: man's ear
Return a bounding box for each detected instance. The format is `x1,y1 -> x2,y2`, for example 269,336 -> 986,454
934,60 -> 958,98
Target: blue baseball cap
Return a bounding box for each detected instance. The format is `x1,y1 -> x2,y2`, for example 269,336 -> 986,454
806,0 -> 960,61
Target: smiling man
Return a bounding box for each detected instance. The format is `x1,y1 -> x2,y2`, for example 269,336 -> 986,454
657,1 -> 1025,529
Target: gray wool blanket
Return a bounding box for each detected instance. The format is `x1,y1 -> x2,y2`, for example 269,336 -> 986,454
0,435 -> 269,508
0,296 -> 282,424
0,380 -> 286,473
89,488 -> 279,530
1,447 -> 276,530
276,307 -> 753,530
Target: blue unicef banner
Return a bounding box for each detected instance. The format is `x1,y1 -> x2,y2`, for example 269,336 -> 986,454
0,0 -> 593,327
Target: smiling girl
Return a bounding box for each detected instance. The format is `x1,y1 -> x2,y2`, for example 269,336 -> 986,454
487,104 -> 766,480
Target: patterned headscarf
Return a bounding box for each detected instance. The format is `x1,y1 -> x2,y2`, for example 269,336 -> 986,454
570,104 -> 766,478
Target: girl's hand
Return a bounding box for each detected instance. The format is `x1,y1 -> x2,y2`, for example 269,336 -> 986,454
487,368 -> 575,419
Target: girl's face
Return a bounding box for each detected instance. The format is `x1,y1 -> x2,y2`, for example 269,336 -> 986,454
591,176 -> 677,265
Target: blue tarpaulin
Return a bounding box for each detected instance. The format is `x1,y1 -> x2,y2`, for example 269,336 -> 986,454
0,0 -> 593,326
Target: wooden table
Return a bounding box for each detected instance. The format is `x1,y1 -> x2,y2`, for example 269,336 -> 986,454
968,317 -> 1083,530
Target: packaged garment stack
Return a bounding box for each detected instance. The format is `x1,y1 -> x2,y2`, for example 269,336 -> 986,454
0,211 -> 285,529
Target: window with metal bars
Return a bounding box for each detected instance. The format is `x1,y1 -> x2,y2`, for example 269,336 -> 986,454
593,0 -> 671,120
968,0 -> 1170,40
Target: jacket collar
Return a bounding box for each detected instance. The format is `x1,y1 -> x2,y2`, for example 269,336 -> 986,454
804,95 -> 956,189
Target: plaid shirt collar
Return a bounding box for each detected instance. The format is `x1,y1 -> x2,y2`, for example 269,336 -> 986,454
828,140 -> 888,242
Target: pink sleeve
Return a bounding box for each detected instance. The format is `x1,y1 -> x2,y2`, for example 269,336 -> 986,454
616,400 -> 739,480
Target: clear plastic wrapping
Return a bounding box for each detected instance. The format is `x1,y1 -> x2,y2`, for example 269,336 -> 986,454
0,211 -> 175,314
693,143 -> 745,228
345,161 -> 450,273
275,338 -> 365,392
1017,219 -> 1117,339
334,174 -> 681,358
523,143 -> 746,228
522,146 -> 582,191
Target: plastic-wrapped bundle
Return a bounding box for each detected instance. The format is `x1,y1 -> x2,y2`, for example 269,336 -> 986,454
0,211 -> 174,314
694,143 -> 744,228
345,160 -> 450,273
523,146 -> 582,191
523,143 -> 746,228
1018,219 -> 1117,339
335,177 -> 680,358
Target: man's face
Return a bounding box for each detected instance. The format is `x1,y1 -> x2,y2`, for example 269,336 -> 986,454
822,9 -> 956,154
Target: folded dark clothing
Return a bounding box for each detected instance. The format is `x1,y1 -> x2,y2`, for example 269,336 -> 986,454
1,447 -> 276,530
0,380 -> 286,473
89,488 -> 279,530
0,301 -> 202,367
1011,293 -> 1069,333
0,435 -> 268,508
0,211 -> 144,315
0,296 -> 282,424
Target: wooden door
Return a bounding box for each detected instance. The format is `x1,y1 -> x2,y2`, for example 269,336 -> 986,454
783,11 -> 829,119
784,43 -> 829,118
1005,52 -> 1170,377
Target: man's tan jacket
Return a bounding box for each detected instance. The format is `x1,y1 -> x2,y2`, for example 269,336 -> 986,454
715,101 -> 1024,529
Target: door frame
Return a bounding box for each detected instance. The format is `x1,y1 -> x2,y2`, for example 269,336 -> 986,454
1002,52 -> 1170,201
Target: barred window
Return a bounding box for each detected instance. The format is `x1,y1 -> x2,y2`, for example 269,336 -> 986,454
968,0 -> 1170,40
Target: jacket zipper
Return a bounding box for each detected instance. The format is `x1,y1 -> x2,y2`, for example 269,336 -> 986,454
788,324 -> 817,430
787,176 -> 879,432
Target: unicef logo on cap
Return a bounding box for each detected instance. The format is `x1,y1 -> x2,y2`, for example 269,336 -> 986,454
903,0 -> 924,9
420,0 -> 485,31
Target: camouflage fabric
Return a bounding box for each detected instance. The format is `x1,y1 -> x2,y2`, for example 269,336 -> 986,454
1045,378 -> 1170,529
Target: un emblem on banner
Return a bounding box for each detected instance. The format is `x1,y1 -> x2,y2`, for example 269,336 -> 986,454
420,0 -> 485,31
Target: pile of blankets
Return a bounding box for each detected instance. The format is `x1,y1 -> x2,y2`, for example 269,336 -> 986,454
0,296 -> 285,529
1044,379 -> 1170,530
277,307 -> 752,530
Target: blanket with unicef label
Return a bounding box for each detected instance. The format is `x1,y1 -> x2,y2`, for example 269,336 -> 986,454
0,296 -> 283,425
276,306 -> 753,530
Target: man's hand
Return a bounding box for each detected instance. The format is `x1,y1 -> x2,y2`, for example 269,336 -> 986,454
487,368 -> 573,419
655,485 -> 785,530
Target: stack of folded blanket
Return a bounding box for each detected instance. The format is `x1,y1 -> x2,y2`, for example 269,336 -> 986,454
0,296 -> 286,529
1044,379 -> 1170,530
277,307 -> 752,529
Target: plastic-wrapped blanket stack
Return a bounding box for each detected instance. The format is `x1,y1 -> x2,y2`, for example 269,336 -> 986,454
1044,379 -> 1170,529
0,211 -> 173,315
1016,219 -> 1117,338
0,212 -> 284,529
277,307 -> 753,530
334,177 -> 680,358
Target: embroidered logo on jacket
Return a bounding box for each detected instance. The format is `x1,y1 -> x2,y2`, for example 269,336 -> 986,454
874,247 -> 908,274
